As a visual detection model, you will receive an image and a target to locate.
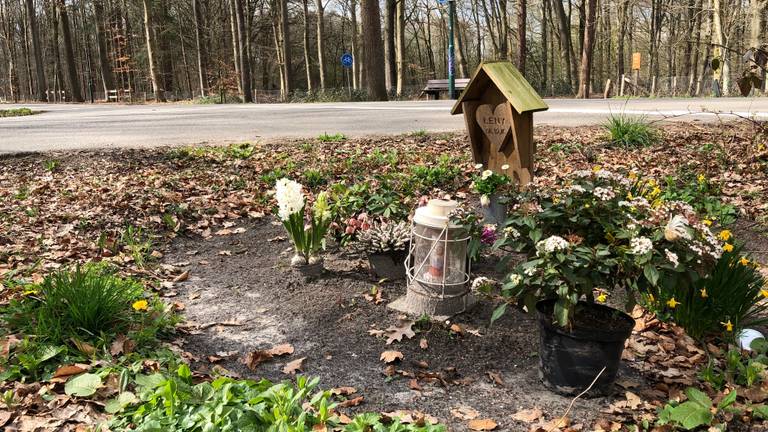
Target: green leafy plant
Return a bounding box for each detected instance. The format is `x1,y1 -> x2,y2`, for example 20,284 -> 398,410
700,339 -> 768,390
656,387 -> 738,430
661,173 -> 738,226
107,365 -> 445,432
604,114 -> 659,148
409,156 -> 461,190
318,132 -> 346,142
303,169 -> 328,188
42,160 -> 60,172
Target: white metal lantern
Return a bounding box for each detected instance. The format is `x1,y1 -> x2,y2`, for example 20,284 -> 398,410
389,199 -> 473,319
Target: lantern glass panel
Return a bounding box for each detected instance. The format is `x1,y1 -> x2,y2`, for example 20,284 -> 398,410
411,224 -> 468,288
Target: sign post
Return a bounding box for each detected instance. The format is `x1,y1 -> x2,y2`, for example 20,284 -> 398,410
448,0 -> 456,99
341,53 -> 354,99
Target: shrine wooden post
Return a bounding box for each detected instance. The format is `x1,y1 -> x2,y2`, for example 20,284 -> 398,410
451,61 -> 549,185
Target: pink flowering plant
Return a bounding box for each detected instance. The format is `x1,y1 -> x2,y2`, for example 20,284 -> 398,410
494,169 -> 725,329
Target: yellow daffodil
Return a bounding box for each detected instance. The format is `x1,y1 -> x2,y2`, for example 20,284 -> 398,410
723,243 -> 734,253
132,300 -> 149,311
592,165 -> 602,172
648,293 -> 655,303
703,219 -> 713,226
626,192 -> 634,200
628,171 -> 638,180
719,230 -> 732,241
700,288 -> 708,299
596,293 -> 607,303
721,320 -> 733,332
761,289 -> 768,299
697,174 -> 706,184
759,143 -> 766,152
666,298 -> 679,309
740,257 -> 750,266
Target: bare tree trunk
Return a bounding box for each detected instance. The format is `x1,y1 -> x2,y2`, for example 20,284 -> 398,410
142,0 -> 165,101
576,0 -> 596,98
228,0 -> 242,95
278,0 -> 293,95
749,0 -> 766,47
25,0 -> 47,101
516,0 -> 526,74
361,0 -> 387,100
192,0 -> 207,96
302,0 -> 314,90
0,1 -> 20,101
93,0 -> 113,100
235,0 -> 252,102
58,0 -> 84,101
315,0 -> 326,89
455,13 -> 468,77
712,0 -> 728,95
551,0 -> 575,92
395,0 -> 404,95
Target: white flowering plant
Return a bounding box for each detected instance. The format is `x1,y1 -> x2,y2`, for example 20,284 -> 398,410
493,169 -> 725,328
471,164 -> 512,203
274,178 -> 333,265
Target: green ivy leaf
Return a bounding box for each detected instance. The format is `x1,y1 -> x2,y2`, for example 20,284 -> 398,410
65,373 -> 102,397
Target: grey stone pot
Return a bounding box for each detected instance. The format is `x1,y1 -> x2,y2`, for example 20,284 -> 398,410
368,251 -> 407,280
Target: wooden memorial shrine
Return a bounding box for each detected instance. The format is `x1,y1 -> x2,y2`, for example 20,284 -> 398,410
451,61 -> 549,185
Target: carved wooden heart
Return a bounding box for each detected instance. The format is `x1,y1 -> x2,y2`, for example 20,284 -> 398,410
475,104 -> 511,152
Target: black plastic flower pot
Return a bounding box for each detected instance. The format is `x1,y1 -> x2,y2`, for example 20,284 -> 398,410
536,299 -> 635,397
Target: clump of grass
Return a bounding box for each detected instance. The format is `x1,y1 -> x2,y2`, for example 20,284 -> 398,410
12,265 -> 143,344
0,108 -> 36,118
603,114 -> 659,148
42,159 -> 60,172
410,129 -> 429,138
317,132 -> 346,142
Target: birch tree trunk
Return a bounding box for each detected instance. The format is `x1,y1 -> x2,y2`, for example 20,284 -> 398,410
235,0 -> 252,102
302,0 -> 314,91
315,0 -> 326,89
395,0 -> 405,95
384,0 -> 396,90
142,0 -> 165,101
712,0 -> 728,95
350,0 -> 359,89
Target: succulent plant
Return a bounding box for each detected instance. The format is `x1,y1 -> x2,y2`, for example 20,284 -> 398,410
356,221 -> 410,254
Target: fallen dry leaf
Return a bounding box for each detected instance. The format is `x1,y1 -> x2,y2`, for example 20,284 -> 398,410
173,270 -> 190,282
419,338 -> 428,349
451,406 -> 480,420
380,350 -> 404,364
338,396 -> 364,407
52,364 -> 88,379
282,357 -> 306,375
511,408 -> 543,423
331,386 -> 357,396
110,334 -> 136,357
468,418 -> 497,431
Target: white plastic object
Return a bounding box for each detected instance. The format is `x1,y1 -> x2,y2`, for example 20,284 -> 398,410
737,328 -> 765,351
413,199 -> 459,228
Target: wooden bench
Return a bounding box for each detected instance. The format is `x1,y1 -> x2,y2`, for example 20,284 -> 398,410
421,78 -> 470,99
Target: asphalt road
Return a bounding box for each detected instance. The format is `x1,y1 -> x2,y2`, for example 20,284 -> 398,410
1,97 -> 767,153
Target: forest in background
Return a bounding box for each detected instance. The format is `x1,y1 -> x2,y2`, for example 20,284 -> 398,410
0,0 -> 766,103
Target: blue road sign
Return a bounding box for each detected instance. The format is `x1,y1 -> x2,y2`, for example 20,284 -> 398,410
341,53 -> 354,68
437,0 -> 447,5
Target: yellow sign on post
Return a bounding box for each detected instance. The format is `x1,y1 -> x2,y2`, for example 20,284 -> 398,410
632,52 -> 641,71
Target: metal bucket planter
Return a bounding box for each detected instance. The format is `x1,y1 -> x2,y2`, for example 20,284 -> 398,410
536,299 -> 635,397
481,194 -> 507,225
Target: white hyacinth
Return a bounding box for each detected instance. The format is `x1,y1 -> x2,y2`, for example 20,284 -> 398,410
630,236 -> 653,255
536,235 -> 570,254
592,186 -> 616,201
665,249 -> 680,267
275,178 -> 305,221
